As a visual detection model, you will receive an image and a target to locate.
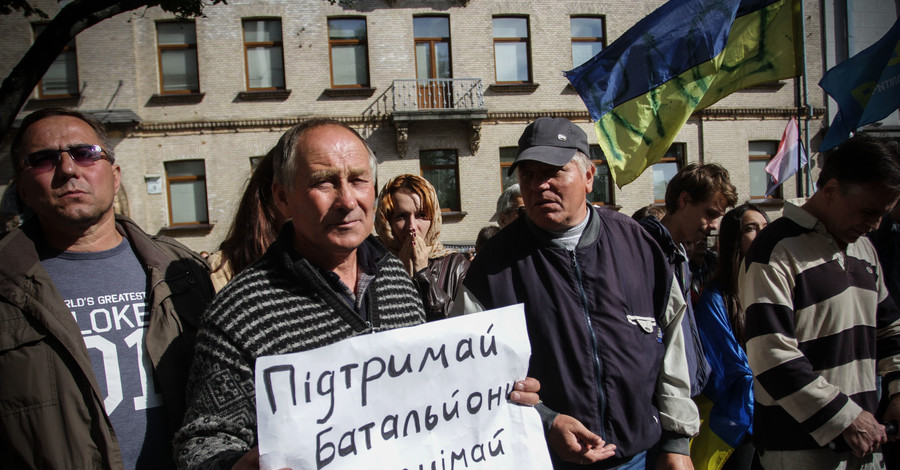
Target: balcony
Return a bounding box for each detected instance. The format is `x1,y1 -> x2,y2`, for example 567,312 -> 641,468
387,78 -> 487,157
391,78 -> 487,119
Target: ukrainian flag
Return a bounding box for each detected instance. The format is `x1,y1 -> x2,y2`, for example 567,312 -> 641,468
566,0 -> 801,187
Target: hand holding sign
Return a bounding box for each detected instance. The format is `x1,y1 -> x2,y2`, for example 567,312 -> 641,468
254,304 -> 552,470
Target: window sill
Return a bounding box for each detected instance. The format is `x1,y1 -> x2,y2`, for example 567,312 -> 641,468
441,211 -> 468,221
26,94 -> 81,109
747,198 -> 784,207
488,83 -> 540,93
740,81 -> 786,91
235,89 -> 292,101
324,87 -> 377,98
148,92 -> 205,105
159,223 -> 214,235
593,203 -> 622,212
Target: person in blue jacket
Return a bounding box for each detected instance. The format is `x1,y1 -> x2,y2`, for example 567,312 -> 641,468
692,203 -> 768,470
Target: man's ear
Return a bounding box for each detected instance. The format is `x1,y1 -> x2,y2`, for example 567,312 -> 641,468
821,178 -> 840,202
583,163 -> 596,194
272,181 -> 291,218
678,190 -> 690,210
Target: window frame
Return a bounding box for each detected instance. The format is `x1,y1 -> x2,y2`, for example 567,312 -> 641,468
33,23 -> 79,98
749,140 -> 782,200
327,16 -> 370,89
242,18 -> 286,91
653,143 -> 686,204
156,20 -> 200,95
492,16 -> 532,84
499,146 -> 518,190
570,15 -> 606,68
413,15 -> 452,80
419,149 -> 461,212
587,145 -> 615,206
164,160 -> 209,226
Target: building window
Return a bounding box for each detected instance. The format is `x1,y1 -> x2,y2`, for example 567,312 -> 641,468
33,24 -> 78,97
749,140 -> 781,199
420,149 -> 460,212
328,18 -> 369,88
499,147 -> 518,190
571,16 -> 605,68
492,17 -> 531,83
653,143 -> 686,203
165,160 -> 209,225
588,145 -> 614,205
157,22 -> 199,93
243,19 -> 285,90
414,16 -> 451,108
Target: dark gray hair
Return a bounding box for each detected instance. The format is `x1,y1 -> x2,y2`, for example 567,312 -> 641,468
495,183 -> 522,217
818,135 -> 900,192
273,118 -> 377,191
11,108 -> 116,175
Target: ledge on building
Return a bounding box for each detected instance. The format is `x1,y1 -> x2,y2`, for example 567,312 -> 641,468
441,211 -> 468,221
739,80 -> 787,91
158,223 -> 214,235
235,89 -> 292,102
487,83 -> 540,94
747,198 -> 785,207
323,87 -> 377,98
147,92 -> 205,106
25,94 -> 81,110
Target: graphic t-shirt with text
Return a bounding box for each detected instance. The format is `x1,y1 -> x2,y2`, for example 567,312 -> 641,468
41,239 -> 172,469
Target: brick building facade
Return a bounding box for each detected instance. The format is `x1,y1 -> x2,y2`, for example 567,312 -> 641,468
0,0 -> 833,252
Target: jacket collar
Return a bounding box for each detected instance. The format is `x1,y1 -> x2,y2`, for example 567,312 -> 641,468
523,203 -> 602,249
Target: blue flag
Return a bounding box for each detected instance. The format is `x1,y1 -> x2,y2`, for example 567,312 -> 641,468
566,0 -> 799,186
819,17 -> 900,151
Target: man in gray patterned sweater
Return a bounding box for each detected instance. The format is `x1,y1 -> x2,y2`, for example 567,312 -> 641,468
174,119 -> 538,469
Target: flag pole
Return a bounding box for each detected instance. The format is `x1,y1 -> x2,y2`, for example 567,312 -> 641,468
799,0 -> 812,198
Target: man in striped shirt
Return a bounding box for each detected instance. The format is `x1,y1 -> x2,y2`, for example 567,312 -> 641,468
741,135 -> 900,469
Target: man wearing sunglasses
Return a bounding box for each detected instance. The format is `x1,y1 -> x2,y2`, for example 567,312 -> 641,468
0,108 -> 215,469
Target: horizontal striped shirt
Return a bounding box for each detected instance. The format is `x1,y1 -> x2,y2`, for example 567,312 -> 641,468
740,203 -> 900,451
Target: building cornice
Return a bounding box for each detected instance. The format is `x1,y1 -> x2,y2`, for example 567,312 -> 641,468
130,107 -> 825,137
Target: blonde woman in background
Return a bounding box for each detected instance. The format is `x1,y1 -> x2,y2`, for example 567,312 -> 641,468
375,174 -> 469,321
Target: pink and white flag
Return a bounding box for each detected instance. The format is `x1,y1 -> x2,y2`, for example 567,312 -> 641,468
765,117 -> 808,196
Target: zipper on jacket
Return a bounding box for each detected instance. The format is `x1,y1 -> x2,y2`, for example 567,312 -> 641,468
570,250 -> 608,438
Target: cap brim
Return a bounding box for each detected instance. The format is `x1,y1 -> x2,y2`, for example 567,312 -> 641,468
507,146 -> 578,176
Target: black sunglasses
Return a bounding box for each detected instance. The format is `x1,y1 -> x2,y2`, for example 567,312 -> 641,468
23,145 -> 113,173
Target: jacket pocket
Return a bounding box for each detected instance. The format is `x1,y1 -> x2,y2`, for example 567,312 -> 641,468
626,314 -> 658,334
0,318 -> 57,416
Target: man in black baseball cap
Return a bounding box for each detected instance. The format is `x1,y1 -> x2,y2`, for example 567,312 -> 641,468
508,117 -> 595,232
508,116 -> 591,176
453,117 -> 699,468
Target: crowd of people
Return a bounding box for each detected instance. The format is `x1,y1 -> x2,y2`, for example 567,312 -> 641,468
2,108 -> 900,470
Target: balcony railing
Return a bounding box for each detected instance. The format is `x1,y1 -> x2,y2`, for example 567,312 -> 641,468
392,78 -> 485,112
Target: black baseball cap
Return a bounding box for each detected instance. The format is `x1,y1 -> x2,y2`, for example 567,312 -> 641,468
508,117 -> 590,176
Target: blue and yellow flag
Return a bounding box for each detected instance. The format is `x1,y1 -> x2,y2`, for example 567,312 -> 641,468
819,17 -> 900,151
566,0 -> 800,187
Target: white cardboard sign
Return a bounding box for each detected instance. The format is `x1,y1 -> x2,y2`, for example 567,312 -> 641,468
254,304 -> 552,470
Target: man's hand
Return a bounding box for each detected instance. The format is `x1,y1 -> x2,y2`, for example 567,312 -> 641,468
509,377 -> 541,405
882,394 -> 900,442
842,411 -> 887,458
231,447 -> 260,470
655,452 -> 693,470
231,447 -> 292,470
548,414 -> 617,464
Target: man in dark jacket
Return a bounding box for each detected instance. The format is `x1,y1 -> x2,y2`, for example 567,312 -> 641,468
639,163 -> 738,397
452,117 -> 699,469
174,119 -> 542,470
0,108 -> 215,469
